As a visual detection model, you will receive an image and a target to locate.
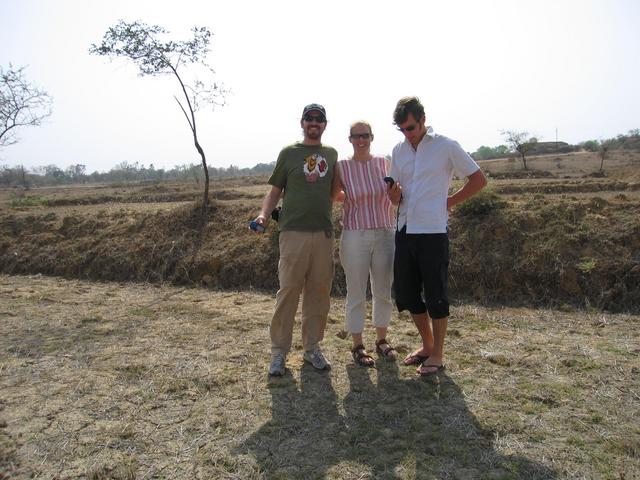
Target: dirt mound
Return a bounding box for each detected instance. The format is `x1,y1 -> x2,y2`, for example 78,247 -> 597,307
488,170 -> 554,180
38,188 -> 262,206
449,194 -> 640,311
1,190 -> 639,312
43,193 -> 196,206
495,180 -> 638,195
0,201 -> 282,291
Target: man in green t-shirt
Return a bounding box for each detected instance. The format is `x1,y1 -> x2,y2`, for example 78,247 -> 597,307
252,103 -> 338,376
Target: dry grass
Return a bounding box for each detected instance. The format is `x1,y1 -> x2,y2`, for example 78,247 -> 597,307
0,180 -> 266,208
479,150 -> 640,180
2,157 -> 640,311
1,274 -> 638,479
1,153 -> 639,478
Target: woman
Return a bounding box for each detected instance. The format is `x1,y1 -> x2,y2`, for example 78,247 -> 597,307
333,121 -> 397,366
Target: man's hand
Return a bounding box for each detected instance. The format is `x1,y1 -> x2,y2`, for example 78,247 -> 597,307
250,215 -> 267,233
447,169 -> 487,211
252,185 -> 282,233
387,182 -> 402,205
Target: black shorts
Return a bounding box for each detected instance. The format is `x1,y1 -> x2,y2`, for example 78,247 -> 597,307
393,228 -> 449,319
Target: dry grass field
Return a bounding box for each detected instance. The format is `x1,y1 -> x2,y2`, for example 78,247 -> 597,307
1,274 -> 638,479
1,150 -> 640,479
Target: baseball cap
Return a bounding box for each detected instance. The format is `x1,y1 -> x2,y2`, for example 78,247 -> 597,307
302,103 -> 327,117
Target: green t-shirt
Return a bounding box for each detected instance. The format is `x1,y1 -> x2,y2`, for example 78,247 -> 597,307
268,142 -> 338,232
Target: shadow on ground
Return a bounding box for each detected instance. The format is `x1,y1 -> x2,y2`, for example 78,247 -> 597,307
239,362 -> 556,479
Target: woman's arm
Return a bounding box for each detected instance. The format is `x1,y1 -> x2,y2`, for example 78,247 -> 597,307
331,164 -> 345,202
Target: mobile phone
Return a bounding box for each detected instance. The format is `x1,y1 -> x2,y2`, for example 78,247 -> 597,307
383,176 -> 395,187
249,220 -> 266,233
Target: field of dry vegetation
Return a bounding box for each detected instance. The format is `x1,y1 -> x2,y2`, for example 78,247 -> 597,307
1,150 -> 639,479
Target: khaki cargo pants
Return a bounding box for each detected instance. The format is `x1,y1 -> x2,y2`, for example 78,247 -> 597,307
270,231 -> 334,355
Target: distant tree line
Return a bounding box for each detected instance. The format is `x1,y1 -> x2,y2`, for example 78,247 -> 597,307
2,129 -> 639,189
471,128 -> 640,161
0,160 -> 275,189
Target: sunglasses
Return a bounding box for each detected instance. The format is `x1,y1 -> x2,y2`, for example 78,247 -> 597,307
303,114 -> 327,123
397,123 -> 419,133
350,133 -> 371,140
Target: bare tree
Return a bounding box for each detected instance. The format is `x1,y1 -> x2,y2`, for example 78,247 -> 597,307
598,139 -> 615,171
500,130 -> 537,170
90,20 -> 226,213
19,164 -> 28,189
0,64 -> 53,149
66,164 -> 87,182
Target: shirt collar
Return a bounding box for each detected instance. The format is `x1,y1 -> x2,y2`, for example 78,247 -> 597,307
403,125 -> 435,148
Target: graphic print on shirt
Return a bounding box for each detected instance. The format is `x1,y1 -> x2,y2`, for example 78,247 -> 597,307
303,153 -> 328,183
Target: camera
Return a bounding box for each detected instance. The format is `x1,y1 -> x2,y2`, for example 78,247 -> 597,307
383,176 -> 395,187
249,220 -> 266,233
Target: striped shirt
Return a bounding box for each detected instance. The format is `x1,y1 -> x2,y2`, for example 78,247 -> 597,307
337,155 -> 395,230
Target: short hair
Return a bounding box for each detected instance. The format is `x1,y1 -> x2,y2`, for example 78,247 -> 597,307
393,96 -> 425,125
349,120 -> 373,136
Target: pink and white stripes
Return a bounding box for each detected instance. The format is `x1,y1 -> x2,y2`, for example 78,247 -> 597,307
338,156 -> 394,230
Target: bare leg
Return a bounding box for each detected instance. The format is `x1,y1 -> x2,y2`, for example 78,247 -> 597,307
419,316 -> 448,374
402,312 -> 434,365
411,312 -> 434,355
375,326 -> 387,342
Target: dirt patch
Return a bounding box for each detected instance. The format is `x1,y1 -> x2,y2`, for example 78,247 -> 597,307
1,274 -> 638,479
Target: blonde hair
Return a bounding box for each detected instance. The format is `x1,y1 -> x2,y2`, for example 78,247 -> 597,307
349,120 -> 373,136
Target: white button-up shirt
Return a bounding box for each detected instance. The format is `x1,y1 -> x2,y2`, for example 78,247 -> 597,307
390,127 -> 480,234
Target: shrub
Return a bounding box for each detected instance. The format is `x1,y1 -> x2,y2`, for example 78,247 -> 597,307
9,195 -> 44,208
455,188 -> 505,216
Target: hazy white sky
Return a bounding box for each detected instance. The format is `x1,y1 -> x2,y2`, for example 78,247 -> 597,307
1,0 -> 639,173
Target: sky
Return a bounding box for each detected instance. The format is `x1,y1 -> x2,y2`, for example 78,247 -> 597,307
1,0 -> 639,173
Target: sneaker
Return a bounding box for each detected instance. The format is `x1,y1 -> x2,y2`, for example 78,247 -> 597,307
303,348 -> 331,370
268,352 -> 286,376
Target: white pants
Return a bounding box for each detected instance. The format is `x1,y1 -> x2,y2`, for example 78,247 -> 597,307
339,229 -> 395,334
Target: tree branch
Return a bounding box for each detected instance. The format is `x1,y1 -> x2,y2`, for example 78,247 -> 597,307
174,96 -> 194,132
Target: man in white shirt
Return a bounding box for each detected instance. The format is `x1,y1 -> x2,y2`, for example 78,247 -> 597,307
387,96 -> 487,376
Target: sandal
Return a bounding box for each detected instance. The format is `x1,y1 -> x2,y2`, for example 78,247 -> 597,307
375,338 -> 397,360
417,363 -> 446,376
403,350 -> 429,366
352,345 -> 375,367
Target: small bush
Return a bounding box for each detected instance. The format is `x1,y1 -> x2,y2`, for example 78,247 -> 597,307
577,258 -> 597,273
9,195 -> 45,208
455,188 -> 505,216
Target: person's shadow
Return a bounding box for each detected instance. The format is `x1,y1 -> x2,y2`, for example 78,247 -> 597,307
239,362 -> 556,479
342,362 -> 556,479
239,364 -> 345,479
